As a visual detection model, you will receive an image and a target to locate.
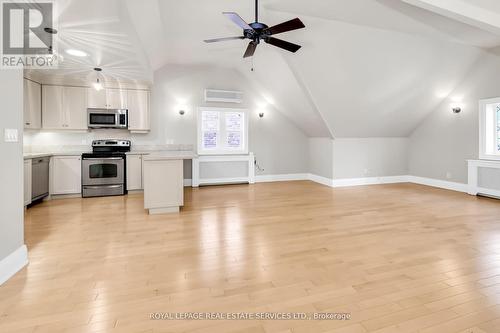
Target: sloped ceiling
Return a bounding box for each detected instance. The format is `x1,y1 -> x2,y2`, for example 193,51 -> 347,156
30,0 -> 500,138
275,12 -> 482,137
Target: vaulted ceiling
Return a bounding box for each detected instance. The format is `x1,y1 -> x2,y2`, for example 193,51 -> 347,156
29,0 -> 500,138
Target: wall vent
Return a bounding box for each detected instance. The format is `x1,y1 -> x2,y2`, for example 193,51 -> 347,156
205,89 -> 243,103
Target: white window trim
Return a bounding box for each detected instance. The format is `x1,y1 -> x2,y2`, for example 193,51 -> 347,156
479,97 -> 500,161
197,107 -> 249,156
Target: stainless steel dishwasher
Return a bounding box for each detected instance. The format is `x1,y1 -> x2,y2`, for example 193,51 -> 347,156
31,157 -> 50,201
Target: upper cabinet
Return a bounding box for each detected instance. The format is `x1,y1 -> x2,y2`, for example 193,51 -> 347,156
23,79 -> 42,129
87,88 -> 107,109
42,85 -> 64,129
128,90 -> 150,132
64,87 -> 87,129
42,85 -> 87,130
107,89 -> 128,109
87,88 -> 127,109
34,83 -> 149,132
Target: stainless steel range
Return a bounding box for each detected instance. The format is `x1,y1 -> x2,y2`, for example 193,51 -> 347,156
81,140 -> 131,198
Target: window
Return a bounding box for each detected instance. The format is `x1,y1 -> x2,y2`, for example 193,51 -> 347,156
197,107 -> 248,155
479,98 -> 500,160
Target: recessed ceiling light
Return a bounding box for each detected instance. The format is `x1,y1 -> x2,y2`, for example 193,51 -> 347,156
66,49 -> 88,57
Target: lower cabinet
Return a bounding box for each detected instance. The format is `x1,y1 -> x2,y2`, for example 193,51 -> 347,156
24,159 -> 32,206
127,154 -> 143,190
51,156 -> 82,195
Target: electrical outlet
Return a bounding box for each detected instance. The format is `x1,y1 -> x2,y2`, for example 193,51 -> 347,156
446,172 -> 452,180
4,128 -> 18,142
364,168 -> 370,176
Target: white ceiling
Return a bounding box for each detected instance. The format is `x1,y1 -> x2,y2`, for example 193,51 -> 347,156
29,0 -> 500,138
26,0 -> 152,85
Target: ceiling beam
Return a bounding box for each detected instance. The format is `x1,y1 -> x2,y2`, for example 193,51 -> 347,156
402,0 -> 500,36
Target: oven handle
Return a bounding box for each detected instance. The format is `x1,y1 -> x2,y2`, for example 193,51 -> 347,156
83,185 -> 123,189
82,157 -> 124,160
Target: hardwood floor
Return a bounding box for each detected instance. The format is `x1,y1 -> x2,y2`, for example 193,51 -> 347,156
2,181 -> 500,332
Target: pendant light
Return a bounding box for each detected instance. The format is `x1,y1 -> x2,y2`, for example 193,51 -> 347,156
93,67 -> 103,91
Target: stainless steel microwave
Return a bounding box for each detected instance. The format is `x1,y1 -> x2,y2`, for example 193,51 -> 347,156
87,109 -> 128,129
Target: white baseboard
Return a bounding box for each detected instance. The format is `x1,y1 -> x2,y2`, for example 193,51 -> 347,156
306,174 -> 469,194
408,176 -> 468,193
48,193 -> 82,200
0,245 -> 28,286
183,179 -> 192,187
256,173 -> 308,183
195,172 -> 470,195
476,187 -> 500,198
198,177 -> 251,186
308,174 -> 334,187
332,175 -> 408,188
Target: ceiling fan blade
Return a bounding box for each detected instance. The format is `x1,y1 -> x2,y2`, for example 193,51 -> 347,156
243,41 -> 258,58
264,18 -> 305,35
265,37 -> 301,53
204,36 -> 245,43
223,12 -> 253,31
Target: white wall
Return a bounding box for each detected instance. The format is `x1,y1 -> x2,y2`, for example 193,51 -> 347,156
333,138 -> 409,179
0,70 -> 25,264
308,138 -> 334,179
306,137 -> 409,181
409,50 -> 500,184
152,64 -> 309,176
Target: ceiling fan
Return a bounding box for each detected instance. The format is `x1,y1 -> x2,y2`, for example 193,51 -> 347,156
204,0 -> 305,58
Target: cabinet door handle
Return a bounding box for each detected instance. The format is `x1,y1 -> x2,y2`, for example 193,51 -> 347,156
25,122 -> 30,125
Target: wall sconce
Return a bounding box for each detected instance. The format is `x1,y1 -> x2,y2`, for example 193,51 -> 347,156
451,103 -> 463,114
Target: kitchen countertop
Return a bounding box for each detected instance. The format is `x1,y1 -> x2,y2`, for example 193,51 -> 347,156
23,152 -> 89,159
142,151 -> 197,161
24,150 -> 196,159
125,150 -> 170,155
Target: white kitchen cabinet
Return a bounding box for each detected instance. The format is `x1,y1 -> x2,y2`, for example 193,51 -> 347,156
87,88 -> 127,109
23,79 -> 41,129
107,89 -> 128,109
126,154 -> 143,190
87,88 -> 107,109
64,86 -> 87,130
42,86 -> 87,130
51,156 -> 81,195
24,159 -> 32,206
128,90 -> 150,132
42,85 -> 65,129
143,158 -> 184,214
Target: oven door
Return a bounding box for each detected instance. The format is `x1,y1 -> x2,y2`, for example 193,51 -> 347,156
82,157 -> 124,186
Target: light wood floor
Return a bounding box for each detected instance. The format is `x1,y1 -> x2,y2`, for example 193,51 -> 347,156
2,181 -> 500,333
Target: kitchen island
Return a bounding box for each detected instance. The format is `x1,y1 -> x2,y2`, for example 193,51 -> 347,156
142,151 -> 196,214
